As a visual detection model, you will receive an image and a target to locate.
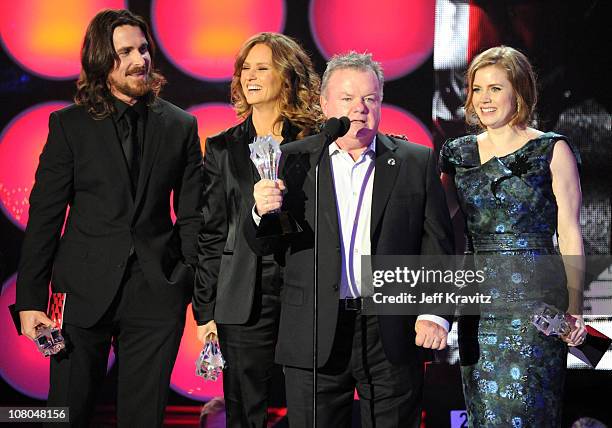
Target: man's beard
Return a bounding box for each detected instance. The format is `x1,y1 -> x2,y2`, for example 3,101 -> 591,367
109,70 -> 153,99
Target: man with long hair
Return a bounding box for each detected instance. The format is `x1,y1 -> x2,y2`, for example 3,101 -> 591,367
14,9 -> 202,426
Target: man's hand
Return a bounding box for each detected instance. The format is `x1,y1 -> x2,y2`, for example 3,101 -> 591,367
415,319 -> 448,350
254,179 -> 285,216
19,310 -> 54,340
197,320 -> 218,344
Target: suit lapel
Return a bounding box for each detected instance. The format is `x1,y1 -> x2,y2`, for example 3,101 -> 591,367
278,150 -> 288,179
278,121 -> 311,175
371,133 -> 400,235
227,121 -> 257,209
310,144 -> 339,240
134,100 -> 165,213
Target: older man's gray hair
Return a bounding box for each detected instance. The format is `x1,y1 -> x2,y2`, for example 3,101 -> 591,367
321,51 -> 384,98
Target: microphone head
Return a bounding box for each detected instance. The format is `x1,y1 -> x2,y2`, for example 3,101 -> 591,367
338,116 -> 350,138
282,116 -> 353,155
323,116 -> 351,141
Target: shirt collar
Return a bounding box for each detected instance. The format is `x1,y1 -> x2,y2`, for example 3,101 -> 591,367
329,136 -> 377,160
113,97 -> 147,122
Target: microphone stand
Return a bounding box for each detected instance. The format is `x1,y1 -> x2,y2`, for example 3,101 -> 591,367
311,118 -> 350,427
282,117 -> 349,428
311,140 -> 328,428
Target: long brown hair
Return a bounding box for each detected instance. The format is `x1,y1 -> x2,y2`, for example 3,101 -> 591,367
75,9 -> 166,119
231,32 -> 324,139
465,45 -> 537,129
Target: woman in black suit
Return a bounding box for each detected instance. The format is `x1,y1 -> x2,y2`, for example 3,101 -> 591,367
192,32 -> 323,427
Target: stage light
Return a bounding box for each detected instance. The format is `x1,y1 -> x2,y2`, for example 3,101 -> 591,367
0,276 -> 50,399
188,102 -> 241,153
0,276 -> 115,400
310,0 -> 435,80
0,0 -> 125,79
380,104 -> 433,148
152,0 -> 285,81
0,102 -> 70,230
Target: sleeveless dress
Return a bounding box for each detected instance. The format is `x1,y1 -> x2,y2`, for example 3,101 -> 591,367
439,132 -> 579,427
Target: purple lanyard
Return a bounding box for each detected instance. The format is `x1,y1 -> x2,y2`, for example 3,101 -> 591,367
347,160 -> 375,297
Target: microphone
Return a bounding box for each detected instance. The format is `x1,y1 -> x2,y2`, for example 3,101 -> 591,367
281,116 -> 350,155
322,116 -> 351,141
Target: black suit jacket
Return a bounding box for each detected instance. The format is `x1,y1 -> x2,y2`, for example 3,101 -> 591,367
246,133 -> 454,368
15,99 -> 202,328
193,117 -> 299,325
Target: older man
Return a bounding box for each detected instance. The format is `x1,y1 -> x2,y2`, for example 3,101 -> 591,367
250,52 -> 454,427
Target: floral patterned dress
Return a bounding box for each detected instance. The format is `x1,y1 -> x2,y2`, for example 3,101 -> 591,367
440,132 -> 578,427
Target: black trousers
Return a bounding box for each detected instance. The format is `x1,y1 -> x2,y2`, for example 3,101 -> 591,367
217,293 -> 281,428
46,259 -> 186,428
284,308 -> 424,428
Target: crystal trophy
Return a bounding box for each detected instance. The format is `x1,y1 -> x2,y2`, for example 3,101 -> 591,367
34,324 -> 65,357
196,340 -> 226,381
532,303 -> 574,337
249,135 -> 301,237
532,303 -> 611,368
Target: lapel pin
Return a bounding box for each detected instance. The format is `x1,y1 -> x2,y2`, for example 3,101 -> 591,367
387,158 -> 396,166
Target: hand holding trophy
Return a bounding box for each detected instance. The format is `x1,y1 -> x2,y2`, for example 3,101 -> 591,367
532,303 -> 611,368
195,339 -> 225,381
34,324 -> 66,357
10,293 -> 67,357
249,135 -> 301,237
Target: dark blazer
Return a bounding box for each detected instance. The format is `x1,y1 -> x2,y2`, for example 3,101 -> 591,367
192,117 -> 298,325
15,99 -> 202,328
246,133 -> 454,368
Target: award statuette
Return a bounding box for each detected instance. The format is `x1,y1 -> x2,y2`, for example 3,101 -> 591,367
249,135 -> 302,237
195,339 -> 225,381
34,324 -> 66,357
532,303 -> 611,368
532,303 -> 574,337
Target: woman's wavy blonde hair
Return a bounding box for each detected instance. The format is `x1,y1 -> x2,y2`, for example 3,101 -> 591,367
231,32 -> 324,139
465,45 -> 537,130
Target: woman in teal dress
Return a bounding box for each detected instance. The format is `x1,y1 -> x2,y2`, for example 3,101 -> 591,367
440,46 -> 588,427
